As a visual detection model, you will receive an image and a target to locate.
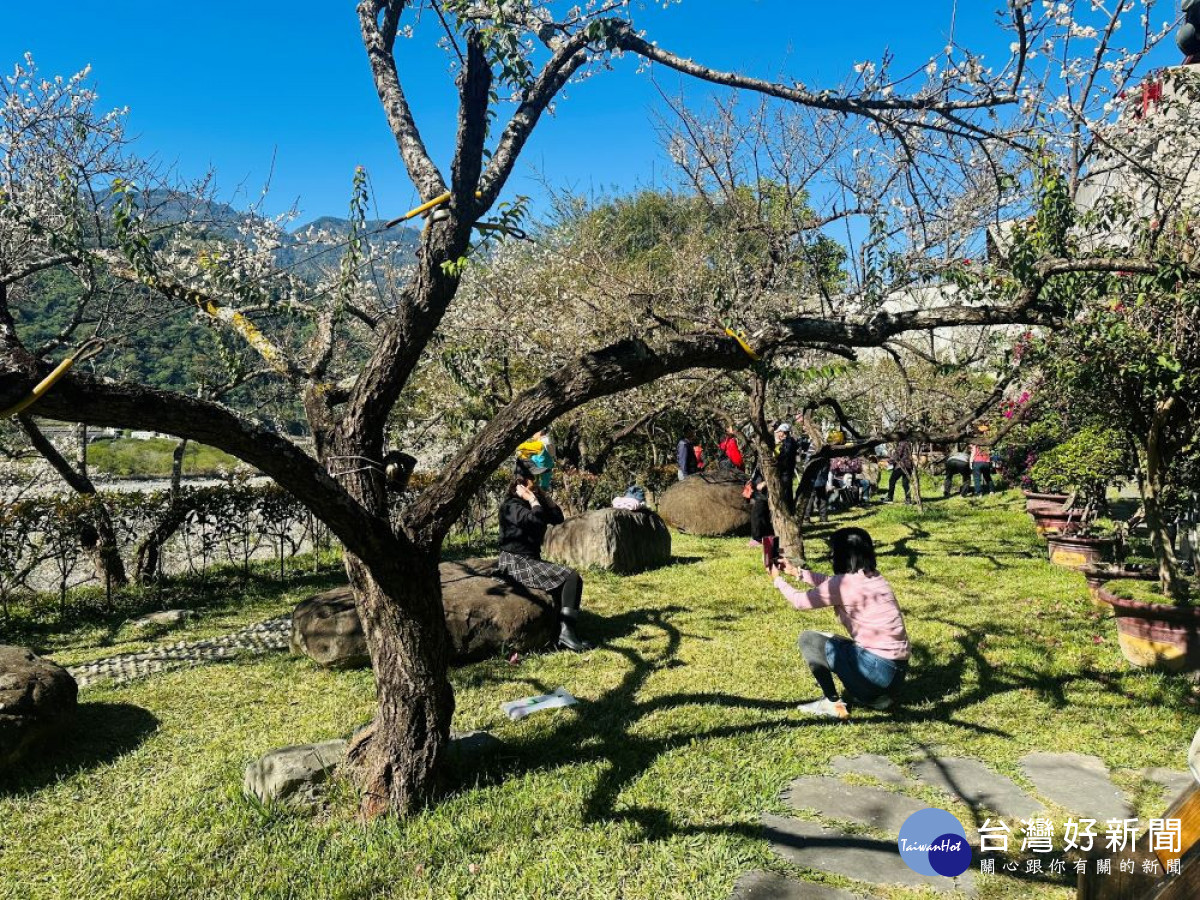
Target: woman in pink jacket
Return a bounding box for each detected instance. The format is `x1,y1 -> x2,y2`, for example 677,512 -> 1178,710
769,527 -> 910,720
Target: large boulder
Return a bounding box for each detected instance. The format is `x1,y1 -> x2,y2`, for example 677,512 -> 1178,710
289,558 -> 558,668
289,588 -> 369,669
440,558 -> 558,662
544,508 -> 671,574
658,472 -> 751,536
0,645 -> 78,768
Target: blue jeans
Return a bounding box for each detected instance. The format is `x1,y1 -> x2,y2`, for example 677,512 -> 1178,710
972,461 -> 992,496
823,635 -> 907,703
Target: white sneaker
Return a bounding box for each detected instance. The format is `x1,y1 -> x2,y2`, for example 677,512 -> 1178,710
797,698 -> 849,720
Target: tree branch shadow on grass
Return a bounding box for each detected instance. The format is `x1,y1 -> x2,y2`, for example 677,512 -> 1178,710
448,601 -> 1166,844
0,701 -> 159,797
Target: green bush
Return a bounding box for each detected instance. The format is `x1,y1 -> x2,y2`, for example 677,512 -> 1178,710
1029,426 -> 1129,502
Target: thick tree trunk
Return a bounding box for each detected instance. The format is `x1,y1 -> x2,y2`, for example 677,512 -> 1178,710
324,417 -> 456,817
342,549 -> 454,817
1142,424 -> 1187,603
748,373 -> 806,564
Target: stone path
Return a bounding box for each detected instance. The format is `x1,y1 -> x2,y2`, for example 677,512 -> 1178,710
734,752 -> 1193,899
67,615 -> 291,688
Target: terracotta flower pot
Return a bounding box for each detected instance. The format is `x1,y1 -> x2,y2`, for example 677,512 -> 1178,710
1024,491 -> 1071,514
1099,588 -> 1200,673
1047,533 -> 1113,569
1080,564 -> 1156,608
1031,508 -> 1086,537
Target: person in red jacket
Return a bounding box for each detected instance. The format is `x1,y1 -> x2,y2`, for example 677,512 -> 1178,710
718,426 -> 744,471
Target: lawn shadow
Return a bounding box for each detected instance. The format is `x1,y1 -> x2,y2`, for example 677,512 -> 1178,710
0,701 -> 159,796
449,598 -> 1173,847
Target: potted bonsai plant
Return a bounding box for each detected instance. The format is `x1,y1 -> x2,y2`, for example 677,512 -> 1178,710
1027,426 -> 1127,552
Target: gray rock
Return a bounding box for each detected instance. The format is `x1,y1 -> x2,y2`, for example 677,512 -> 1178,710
731,871 -> 860,900
1019,752 -> 1131,820
0,645 -> 78,768
782,776 -> 928,835
830,754 -> 910,786
448,729 -> 502,757
441,558 -> 557,662
128,609 -> 191,630
761,816 -> 974,895
911,756 -> 1044,818
290,559 -> 559,669
544,508 -> 671,574
289,588 -> 368,669
1143,766 -> 1194,802
243,739 -> 348,805
658,473 -> 751,537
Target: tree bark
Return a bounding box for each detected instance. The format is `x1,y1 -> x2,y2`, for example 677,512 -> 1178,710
343,549 -> 454,817
1142,412 -> 1187,603
748,372 -> 806,564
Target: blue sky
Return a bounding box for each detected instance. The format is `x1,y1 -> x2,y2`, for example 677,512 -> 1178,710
3,2 -> 1177,225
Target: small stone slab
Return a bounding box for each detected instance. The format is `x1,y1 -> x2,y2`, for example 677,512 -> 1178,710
782,777 -> 927,835
1142,767 -> 1194,802
1019,752 -> 1131,820
911,756 -> 1044,818
830,754 -> 910,786
243,739 -> 348,805
731,871 -> 860,900
761,816 -> 974,895
128,609 -> 191,630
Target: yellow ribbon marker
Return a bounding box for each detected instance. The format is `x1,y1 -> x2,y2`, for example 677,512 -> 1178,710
386,190 -> 484,228
724,327 -> 760,362
2,338 -> 106,419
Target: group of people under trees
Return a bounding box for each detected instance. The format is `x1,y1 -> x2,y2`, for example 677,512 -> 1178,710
744,424 -> 920,546
499,421 -> 917,719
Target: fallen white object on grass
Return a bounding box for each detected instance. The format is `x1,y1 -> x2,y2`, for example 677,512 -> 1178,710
501,686 -> 578,721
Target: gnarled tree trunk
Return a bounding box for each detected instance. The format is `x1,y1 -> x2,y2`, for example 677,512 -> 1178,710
748,372 -> 806,564
343,550 -> 454,816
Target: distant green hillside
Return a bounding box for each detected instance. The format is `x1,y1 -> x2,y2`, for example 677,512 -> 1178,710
86,438 -> 244,478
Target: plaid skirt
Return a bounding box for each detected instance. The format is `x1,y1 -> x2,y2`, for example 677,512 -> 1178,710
497,551 -> 573,592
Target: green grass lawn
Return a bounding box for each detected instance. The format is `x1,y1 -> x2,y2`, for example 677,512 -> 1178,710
2,493 -> 1196,900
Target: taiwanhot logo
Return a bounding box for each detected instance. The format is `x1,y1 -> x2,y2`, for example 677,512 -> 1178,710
897,808 -> 972,877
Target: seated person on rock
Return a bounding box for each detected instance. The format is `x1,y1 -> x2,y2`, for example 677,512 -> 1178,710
768,527 -> 909,720
497,458 -> 592,652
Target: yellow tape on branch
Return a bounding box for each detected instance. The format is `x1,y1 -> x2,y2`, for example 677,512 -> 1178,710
724,327 -> 760,361
385,190 -> 484,228
1,338 -> 105,419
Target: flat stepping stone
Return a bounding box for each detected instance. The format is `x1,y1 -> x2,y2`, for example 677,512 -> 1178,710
731,871 -> 860,900
762,816 -> 975,896
782,776 -> 926,835
1142,767 -> 1194,801
830,754 -> 909,786
1020,752 -> 1131,820
911,756 -> 1044,818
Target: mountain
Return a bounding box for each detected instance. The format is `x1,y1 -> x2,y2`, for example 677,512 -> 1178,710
112,188 -> 422,277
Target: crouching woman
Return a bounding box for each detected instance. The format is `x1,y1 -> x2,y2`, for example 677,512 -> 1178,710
768,527 -> 909,720
497,459 -> 592,652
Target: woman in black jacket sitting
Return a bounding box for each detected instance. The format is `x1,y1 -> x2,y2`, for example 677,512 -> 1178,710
497,459 -> 591,651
